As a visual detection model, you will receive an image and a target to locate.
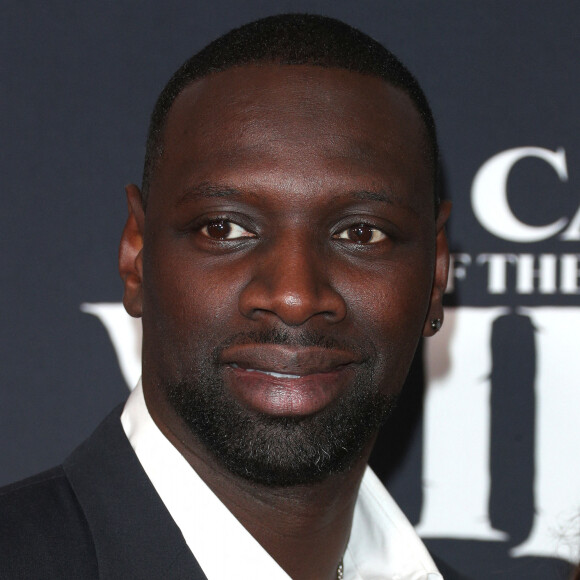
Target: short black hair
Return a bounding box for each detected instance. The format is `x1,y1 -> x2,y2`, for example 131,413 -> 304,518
141,13 -> 438,207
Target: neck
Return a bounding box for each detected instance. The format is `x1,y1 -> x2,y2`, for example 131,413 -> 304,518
146,388 -> 374,580
205,458 -> 368,580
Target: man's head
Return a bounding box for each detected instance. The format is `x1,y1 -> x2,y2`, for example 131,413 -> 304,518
141,13 -> 439,209
119,14 -> 450,487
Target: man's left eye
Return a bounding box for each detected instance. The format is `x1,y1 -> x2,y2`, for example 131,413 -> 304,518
200,220 -> 254,240
334,224 -> 387,244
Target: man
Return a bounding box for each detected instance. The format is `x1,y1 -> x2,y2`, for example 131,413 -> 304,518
0,14 -> 461,579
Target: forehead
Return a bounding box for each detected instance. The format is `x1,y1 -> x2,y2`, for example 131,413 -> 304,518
149,64 -> 432,213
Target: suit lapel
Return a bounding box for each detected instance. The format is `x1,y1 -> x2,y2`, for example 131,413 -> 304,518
63,404 -> 208,580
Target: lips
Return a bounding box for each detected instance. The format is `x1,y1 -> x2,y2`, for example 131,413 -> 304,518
220,343 -> 360,375
219,344 -> 362,416
230,365 -> 304,380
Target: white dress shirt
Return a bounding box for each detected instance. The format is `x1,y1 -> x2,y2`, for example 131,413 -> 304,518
121,379 -> 443,580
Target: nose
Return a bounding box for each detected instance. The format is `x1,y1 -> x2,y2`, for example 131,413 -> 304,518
238,239 -> 347,326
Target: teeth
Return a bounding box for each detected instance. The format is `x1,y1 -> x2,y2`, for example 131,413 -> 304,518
261,370 -> 302,379
230,364 -> 302,379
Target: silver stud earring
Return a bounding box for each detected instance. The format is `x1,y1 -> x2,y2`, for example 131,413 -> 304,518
430,318 -> 442,332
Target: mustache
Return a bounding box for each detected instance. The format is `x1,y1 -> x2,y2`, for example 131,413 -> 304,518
212,328 -> 367,359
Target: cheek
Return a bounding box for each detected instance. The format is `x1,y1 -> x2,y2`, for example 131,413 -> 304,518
337,261 -> 433,389
143,246 -> 246,340
339,260 -> 433,332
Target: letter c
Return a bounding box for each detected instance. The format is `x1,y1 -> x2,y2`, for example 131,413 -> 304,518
471,147 -> 568,242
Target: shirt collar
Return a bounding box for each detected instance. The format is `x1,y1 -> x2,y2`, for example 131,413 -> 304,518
121,379 -> 442,580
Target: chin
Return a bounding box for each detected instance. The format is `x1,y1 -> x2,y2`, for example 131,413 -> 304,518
166,367 -> 397,487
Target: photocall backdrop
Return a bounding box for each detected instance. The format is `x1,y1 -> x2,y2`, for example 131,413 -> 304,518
1,2 -> 578,578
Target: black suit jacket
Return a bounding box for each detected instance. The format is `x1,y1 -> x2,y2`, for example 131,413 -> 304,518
0,406 -> 467,579
0,405 -> 207,579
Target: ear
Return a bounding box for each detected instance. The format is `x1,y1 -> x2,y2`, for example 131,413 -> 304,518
423,200 -> 452,337
119,184 -> 145,318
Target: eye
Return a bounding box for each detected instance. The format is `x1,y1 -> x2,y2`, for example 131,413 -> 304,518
334,224 -> 387,244
200,219 -> 254,240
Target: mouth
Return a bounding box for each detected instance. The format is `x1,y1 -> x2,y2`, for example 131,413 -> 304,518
220,344 -> 362,417
220,343 -> 361,374
229,364 -> 305,380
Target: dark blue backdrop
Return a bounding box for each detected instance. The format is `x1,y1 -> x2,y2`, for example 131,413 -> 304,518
1,3 -> 579,578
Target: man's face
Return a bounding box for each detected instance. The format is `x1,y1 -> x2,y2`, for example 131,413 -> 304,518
122,64 -> 448,485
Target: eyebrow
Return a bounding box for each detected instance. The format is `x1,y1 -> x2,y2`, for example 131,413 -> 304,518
334,189 -> 421,216
344,189 -> 396,203
176,183 -> 420,215
175,183 -> 246,206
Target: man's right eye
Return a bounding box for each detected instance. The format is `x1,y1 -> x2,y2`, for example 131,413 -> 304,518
200,219 -> 254,240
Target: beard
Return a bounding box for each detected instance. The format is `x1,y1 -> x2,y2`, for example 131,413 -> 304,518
165,329 -> 397,487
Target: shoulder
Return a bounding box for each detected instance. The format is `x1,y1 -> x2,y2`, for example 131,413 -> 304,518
0,466 -> 97,578
0,466 -> 83,539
